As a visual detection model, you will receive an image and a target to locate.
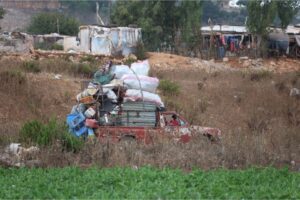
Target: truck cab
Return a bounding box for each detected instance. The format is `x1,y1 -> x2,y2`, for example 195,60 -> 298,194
95,109 -> 220,144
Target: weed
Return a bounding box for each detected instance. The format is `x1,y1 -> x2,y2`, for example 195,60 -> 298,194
197,81 -> 204,90
22,61 -> 41,73
158,79 -> 180,96
0,70 -> 26,85
123,57 -> 136,66
250,70 -> 272,81
80,55 -> 96,63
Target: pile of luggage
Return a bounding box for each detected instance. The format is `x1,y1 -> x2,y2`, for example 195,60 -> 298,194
66,60 -> 164,138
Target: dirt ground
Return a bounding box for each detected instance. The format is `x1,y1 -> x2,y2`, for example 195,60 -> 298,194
148,52 -> 300,73
0,52 -> 299,170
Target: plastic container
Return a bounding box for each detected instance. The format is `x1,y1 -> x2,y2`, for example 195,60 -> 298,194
74,126 -> 88,137
84,107 -> 96,118
66,113 -> 86,129
85,119 -> 99,128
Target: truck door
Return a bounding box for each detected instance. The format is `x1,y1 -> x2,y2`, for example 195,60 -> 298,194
161,113 -> 191,142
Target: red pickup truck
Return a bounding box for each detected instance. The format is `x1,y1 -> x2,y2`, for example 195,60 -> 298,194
94,110 -> 221,144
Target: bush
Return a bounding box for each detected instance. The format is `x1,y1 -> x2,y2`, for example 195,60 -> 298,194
0,70 -> 26,84
20,119 -> 84,152
80,55 -> 96,63
135,41 -> 147,60
35,42 -> 63,51
123,57 -> 136,66
22,61 -> 41,73
76,63 -> 97,77
158,79 -> 180,96
51,43 -> 64,51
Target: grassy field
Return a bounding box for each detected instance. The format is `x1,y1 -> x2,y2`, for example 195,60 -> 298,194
0,167 -> 299,199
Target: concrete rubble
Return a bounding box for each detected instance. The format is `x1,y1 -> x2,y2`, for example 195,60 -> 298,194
0,143 -> 40,168
0,32 -> 34,53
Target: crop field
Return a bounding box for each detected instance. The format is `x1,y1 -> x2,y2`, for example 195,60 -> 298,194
0,167 -> 299,199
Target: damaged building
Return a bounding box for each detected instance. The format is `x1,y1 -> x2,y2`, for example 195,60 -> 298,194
65,26 -> 142,56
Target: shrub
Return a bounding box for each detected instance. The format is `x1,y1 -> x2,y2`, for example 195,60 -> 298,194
22,61 -> 41,73
0,70 -> 26,84
19,119 -> 84,152
250,70 -> 272,81
80,55 -> 96,63
76,63 -> 96,77
51,43 -> 64,50
123,57 -> 136,66
135,41 -> 147,60
34,42 -> 63,51
28,13 -> 79,36
158,79 -> 180,96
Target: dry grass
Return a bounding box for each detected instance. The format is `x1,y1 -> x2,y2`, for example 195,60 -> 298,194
0,55 -> 299,170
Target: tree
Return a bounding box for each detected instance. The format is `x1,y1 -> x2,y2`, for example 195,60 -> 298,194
27,13 -> 79,36
246,0 -> 300,56
277,0 -> 299,28
111,0 -> 203,54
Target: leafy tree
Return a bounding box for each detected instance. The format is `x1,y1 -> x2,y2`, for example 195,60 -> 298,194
246,0 -> 300,56
27,13 -> 79,36
277,0 -> 299,28
111,0 -> 203,54
246,0 -> 277,35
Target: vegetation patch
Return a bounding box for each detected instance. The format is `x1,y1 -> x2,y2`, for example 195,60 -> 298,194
0,167 -> 298,199
0,70 -> 26,85
250,70 -> 272,81
19,119 -> 83,152
22,61 -> 41,73
158,79 -> 180,96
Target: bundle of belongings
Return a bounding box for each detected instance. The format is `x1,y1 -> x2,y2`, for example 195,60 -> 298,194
66,59 -> 164,138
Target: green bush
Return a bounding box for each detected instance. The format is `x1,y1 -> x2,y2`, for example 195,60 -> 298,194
74,63 -> 97,77
28,13 -> 79,36
80,55 -> 96,63
158,79 -> 180,96
123,57 -> 136,66
22,61 -> 41,73
19,119 -> 84,152
51,43 -> 64,51
34,42 -> 63,51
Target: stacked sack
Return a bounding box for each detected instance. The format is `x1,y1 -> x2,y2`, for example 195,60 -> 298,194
66,59 -> 165,138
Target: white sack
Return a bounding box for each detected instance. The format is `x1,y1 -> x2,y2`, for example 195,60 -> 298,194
110,64 -> 133,79
124,89 -> 164,107
130,60 -> 150,76
103,88 -> 117,102
121,74 -> 159,93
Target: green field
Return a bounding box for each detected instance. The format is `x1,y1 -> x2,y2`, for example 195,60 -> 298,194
0,167 -> 299,199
